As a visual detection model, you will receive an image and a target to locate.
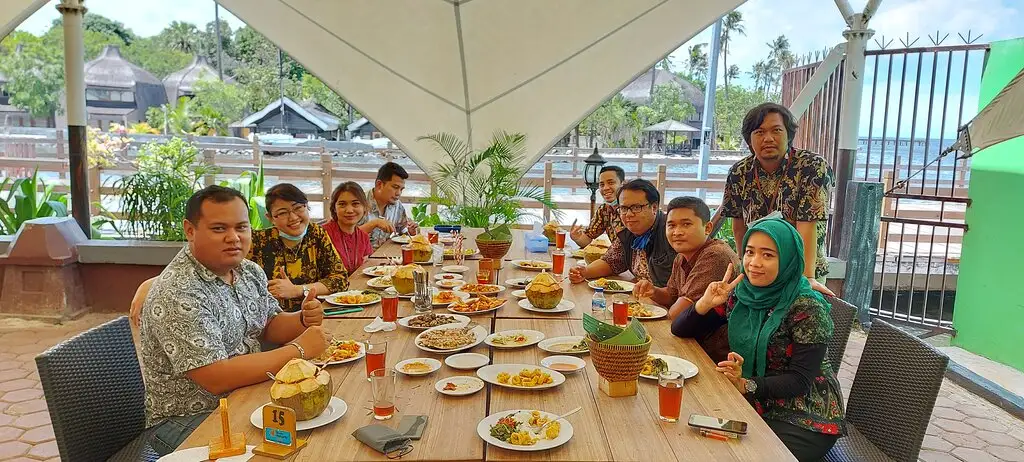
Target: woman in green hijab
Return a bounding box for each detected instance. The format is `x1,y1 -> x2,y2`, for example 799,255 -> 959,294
694,218 -> 845,461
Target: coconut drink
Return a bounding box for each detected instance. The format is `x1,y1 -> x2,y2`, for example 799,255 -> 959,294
407,235 -> 433,263
269,359 -> 332,421
393,264 -> 424,295
525,270 -> 563,309
542,220 -> 561,244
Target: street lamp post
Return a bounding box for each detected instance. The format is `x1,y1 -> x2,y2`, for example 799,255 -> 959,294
583,147 -> 606,220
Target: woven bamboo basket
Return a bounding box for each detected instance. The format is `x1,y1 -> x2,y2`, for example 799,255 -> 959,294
585,334 -> 652,382
475,238 -> 512,259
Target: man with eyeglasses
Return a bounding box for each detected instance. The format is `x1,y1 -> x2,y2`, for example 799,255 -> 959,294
569,179 -> 676,287
721,103 -> 835,295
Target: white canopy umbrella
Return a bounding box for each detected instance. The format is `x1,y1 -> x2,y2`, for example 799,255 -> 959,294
217,0 -> 743,171
0,0 -> 47,39
949,67 -> 1024,156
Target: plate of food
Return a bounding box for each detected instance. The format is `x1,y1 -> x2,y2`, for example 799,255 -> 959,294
511,260 -> 553,271
395,358 -> 442,376
511,289 -> 527,299
476,364 -> 565,390
435,273 -> 464,281
311,339 -> 365,366
571,249 -> 585,259
444,248 -> 478,258
639,354 -> 698,380
445,352 -> 490,370
435,279 -> 467,289
517,299 -> 575,314
362,265 -> 397,277
459,284 -> 505,296
505,277 -> 533,289
366,276 -> 393,289
587,278 -> 634,293
436,376 -> 485,396
432,290 -> 471,307
448,296 -> 506,315
540,355 -> 586,374
484,330 -> 545,349
398,312 -> 470,330
438,235 -> 456,245
414,324 -> 488,354
537,336 -> 589,354
324,290 -> 382,307
628,301 -> 668,320
478,409 -> 574,451
391,234 -> 412,244
442,265 -> 470,273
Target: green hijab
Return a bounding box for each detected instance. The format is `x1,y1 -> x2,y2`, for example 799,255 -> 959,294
728,218 -> 827,377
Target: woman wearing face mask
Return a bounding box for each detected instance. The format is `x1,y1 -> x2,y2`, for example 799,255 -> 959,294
322,182 -> 374,274
249,183 -> 349,312
691,218 -> 845,461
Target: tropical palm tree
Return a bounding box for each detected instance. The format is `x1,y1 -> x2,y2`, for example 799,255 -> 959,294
687,44 -> 708,81
162,21 -> 200,53
766,35 -> 794,95
720,11 -> 746,93
749,61 -> 770,97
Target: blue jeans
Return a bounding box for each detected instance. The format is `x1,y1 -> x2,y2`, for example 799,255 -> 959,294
149,413 -> 211,455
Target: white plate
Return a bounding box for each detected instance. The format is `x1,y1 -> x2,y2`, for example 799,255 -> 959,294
630,303 -> 668,320
447,297 -> 507,315
362,265 -> 397,277
435,273 -> 464,281
442,265 -> 470,273
415,324 -> 488,354
398,312 -> 470,330
477,364 -> 566,390
477,410 -> 574,451
587,279 -> 635,293
435,279 -> 467,289
445,352 -> 490,370
313,341 -> 366,366
511,260 -> 553,271
511,289 -> 527,299
541,355 -> 586,374
537,336 -> 589,354
250,396 -> 348,431
157,446 -> 256,462
439,236 -> 456,244
518,299 -> 575,314
395,358 -> 442,376
484,330 -> 546,349
366,276 -> 393,289
435,376 -> 484,396
640,354 -> 699,380
391,235 -> 412,244
324,291 -> 382,307
431,290 -> 471,307
459,284 -> 506,296
505,277 -> 533,288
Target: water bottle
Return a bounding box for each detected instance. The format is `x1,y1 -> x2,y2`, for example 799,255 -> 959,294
591,288 -> 607,320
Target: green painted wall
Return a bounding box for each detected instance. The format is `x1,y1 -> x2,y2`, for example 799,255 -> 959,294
952,38 -> 1024,372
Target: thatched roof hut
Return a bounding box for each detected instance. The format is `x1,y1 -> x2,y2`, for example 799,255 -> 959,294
163,55 -> 232,106
83,45 -> 166,127
619,68 -> 705,118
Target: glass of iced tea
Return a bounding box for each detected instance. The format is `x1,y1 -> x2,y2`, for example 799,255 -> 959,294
552,250 -> 566,275
365,340 -> 387,381
427,230 -> 439,244
612,295 -> 629,327
555,230 -> 567,249
381,288 -> 399,322
658,370 -> 684,422
476,258 -> 493,284
401,245 -> 413,265
370,368 -> 396,420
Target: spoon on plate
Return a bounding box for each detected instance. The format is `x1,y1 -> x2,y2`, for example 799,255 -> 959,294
539,406 -> 583,433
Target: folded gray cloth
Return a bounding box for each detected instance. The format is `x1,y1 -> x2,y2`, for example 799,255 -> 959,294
352,424 -> 412,457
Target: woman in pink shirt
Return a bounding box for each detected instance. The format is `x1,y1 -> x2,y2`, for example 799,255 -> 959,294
323,182 -> 375,274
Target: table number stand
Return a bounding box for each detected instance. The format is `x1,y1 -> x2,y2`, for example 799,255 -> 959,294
208,398 -> 247,458
254,404 -> 307,459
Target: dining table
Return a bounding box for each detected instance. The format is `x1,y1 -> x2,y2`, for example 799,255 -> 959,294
178,228 -> 796,461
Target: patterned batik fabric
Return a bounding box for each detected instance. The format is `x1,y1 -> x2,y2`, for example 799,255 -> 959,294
583,203 -> 624,245
248,223 -> 349,312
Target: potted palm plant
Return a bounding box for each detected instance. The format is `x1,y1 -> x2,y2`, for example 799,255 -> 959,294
418,131 -> 559,259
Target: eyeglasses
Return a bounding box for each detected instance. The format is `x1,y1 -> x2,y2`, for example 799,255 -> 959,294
271,203 -> 309,220
618,202 -> 652,216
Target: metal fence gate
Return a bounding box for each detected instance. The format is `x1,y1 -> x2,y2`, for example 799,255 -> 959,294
782,38 -> 990,334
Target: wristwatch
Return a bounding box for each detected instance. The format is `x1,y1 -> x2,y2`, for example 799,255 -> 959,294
301,284 -> 310,299
744,378 -> 758,396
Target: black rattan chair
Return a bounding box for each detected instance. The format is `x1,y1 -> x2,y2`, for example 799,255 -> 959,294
827,296 -> 858,373
35,316 -> 158,462
824,319 -> 949,462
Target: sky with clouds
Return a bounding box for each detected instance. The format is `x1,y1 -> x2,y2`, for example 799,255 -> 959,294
14,0 -> 1024,138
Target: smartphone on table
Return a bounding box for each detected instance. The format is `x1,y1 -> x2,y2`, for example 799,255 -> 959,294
687,414 -> 748,435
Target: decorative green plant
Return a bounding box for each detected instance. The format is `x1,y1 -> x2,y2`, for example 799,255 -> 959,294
713,210 -> 737,251
114,138 -> 218,240
418,131 -> 560,228
410,203 -> 441,228
220,158 -> 271,230
0,168 -> 69,235
477,223 -> 513,243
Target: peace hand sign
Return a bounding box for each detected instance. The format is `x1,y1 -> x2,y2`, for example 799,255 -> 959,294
695,264 -> 744,314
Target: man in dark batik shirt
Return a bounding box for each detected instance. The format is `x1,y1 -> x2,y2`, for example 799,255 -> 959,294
720,103 -> 835,295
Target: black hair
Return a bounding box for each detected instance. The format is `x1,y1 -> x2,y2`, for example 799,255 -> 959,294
376,161 -> 409,183
185,185 -> 248,224
618,178 -> 660,205
330,181 -> 369,222
741,103 -> 799,153
264,183 -> 309,211
599,165 -> 625,182
666,196 -> 711,223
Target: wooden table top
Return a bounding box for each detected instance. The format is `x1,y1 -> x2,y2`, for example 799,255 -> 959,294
178,229 -> 795,461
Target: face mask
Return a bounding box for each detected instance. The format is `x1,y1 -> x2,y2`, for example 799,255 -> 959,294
279,225 -> 308,242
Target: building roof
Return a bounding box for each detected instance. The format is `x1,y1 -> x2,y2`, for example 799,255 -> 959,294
619,68 -> 705,112
346,117 -> 370,132
234,97 -> 339,131
84,45 -> 162,89
643,119 -> 700,132
162,55 -> 232,104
